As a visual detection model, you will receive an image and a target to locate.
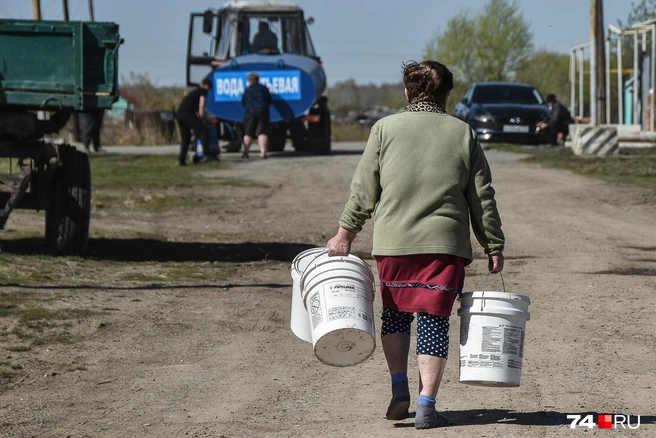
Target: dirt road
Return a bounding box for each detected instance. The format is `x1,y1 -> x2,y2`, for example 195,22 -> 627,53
1,142 -> 655,437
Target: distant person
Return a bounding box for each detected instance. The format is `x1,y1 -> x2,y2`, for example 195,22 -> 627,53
78,109 -> 105,153
175,78 -> 216,166
537,94 -> 573,146
251,21 -> 278,53
326,60 -> 505,429
241,72 -> 272,159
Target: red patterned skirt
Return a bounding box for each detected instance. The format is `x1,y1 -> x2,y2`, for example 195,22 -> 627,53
375,254 -> 466,317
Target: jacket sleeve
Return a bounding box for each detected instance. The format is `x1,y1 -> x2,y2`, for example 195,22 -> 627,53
338,123 -> 382,232
465,131 -> 505,254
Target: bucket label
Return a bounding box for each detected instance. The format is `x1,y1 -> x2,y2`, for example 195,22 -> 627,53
328,306 -> 355,322
309,290 -> 323,329
326,282 -> 372,303
480,325 -> 524,358
322,281 -> 374,325
461,323 -> 525,370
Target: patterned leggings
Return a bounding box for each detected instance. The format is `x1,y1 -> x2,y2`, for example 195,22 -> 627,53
381,307 -> 450,358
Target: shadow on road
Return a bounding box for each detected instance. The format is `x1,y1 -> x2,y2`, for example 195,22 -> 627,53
263,148 -> 364,159
392,409 -> 656,428
1,237 -> 319,263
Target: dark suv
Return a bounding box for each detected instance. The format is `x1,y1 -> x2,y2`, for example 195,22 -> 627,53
453,82 -> 547,143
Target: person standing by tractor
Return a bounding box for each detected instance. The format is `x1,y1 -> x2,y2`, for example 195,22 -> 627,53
241,72 -> 272,159
176,78 -> 216,166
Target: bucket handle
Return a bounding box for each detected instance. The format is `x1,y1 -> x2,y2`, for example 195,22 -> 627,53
483,272 -> 506,293
481,272 -> 505,311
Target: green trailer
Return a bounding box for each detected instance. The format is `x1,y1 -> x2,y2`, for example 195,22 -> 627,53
0,19 -> 122,255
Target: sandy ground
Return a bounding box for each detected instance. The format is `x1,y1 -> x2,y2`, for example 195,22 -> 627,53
0,142 -> 655,437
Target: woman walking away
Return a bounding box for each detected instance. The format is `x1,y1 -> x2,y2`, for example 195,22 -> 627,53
326,60 -> 505,429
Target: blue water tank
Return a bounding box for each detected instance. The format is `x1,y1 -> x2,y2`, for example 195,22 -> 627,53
205,53 -> 326,123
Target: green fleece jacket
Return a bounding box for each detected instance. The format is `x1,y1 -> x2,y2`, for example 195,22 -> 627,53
338,111 -> 504,262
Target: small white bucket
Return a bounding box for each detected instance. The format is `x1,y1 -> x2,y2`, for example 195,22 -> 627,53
289,247 -> 326,343
458,275 -> 530,387
300,253 -> 376,367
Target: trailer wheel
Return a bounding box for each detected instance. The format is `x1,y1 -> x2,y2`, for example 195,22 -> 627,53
45,144 -> 91,256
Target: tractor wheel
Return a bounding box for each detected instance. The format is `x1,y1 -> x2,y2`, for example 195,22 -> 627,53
307,103 -> 332,155
289,119 -> 307,151
268,123 -> 287,152
45,144 -> 91,256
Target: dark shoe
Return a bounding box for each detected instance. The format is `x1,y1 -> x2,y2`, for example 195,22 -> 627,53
241,150 -> 249,159
197,155 -> 219,164
385,382 -> 410,420
414,405 -> 448,429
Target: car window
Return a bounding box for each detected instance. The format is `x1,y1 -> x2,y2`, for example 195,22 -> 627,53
473,85 -> 544,105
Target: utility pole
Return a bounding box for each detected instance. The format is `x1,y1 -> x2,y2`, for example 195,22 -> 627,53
88,0 -> 95,22
596,0 -> 607,124
32,0 -> 42,20
590,0 -> 607,125
62,0 -> 69,21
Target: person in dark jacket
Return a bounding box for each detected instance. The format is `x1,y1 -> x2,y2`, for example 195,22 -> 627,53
176,78 -> 216,166
241,72 -> 272,159
537,94 -> 573,146
78,109 -> 105,153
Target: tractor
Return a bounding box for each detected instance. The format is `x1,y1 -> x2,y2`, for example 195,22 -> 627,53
186,1 -> 331,154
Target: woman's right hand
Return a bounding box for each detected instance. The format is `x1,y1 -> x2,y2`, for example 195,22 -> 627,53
488,252 -> 504,273
326,227 -> 357,256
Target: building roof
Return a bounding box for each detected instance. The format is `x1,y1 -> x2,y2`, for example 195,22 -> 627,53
118,89 -> 138,105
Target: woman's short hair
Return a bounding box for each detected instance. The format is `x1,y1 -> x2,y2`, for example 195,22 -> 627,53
402,61 -> 453,105
200,77 -> 212,89
247,71 -> 260,83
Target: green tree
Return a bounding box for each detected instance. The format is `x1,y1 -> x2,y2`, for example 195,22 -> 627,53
515,50 -> 571,106
618,0 -> 656,28
424,0 -> 533,84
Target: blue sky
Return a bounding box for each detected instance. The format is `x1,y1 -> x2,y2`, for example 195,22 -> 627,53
0,0 -> 638,87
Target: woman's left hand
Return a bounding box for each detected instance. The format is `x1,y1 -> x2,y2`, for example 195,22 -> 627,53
326,227 -> 356,256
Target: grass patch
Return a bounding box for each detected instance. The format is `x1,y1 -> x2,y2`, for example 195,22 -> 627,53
90,154 -> 266,190
331,122 -> 371,142
482,142 -> 541,154
523,147 -> 656,189
88,154 -> 269,212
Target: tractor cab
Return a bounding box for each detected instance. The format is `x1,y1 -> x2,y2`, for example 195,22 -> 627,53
186,1 -> 319,86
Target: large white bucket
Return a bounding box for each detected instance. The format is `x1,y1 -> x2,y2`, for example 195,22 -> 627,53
458,288 -> 530,387
300,253 -> 376,367
289,247 -> 326,343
